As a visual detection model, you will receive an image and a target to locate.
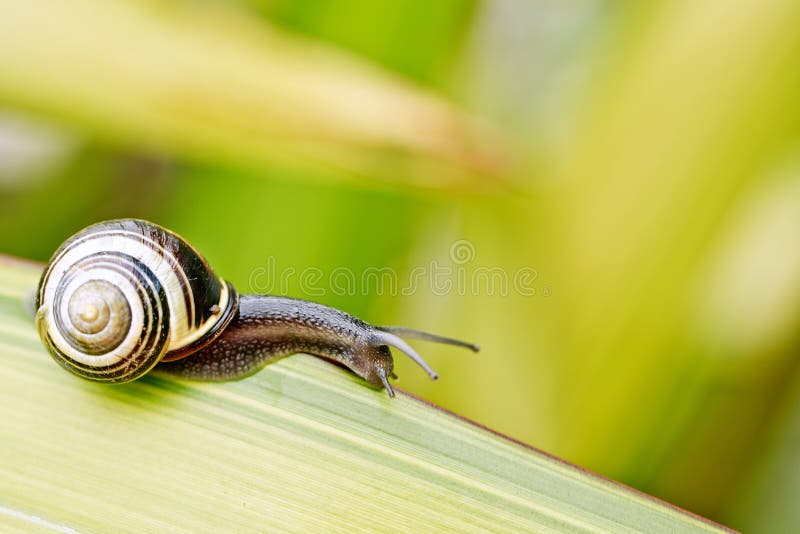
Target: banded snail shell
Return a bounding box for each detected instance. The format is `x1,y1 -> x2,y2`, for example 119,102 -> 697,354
35,219 -> 238,382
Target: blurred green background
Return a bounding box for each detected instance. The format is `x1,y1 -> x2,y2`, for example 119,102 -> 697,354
2,0 -> 800,529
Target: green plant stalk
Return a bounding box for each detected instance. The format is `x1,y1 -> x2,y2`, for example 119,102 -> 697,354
0,0 -> 500,189
0,256 -> 730,533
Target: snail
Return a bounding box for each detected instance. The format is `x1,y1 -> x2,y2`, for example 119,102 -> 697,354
34,219 -> 478,397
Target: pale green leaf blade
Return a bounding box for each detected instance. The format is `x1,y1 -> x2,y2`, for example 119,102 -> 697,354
0,257 -> 730,533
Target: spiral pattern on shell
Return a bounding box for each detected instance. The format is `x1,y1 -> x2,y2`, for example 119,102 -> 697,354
35,220 -> 237,383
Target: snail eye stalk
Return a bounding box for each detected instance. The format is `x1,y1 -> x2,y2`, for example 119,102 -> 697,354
377,326 -> 479,353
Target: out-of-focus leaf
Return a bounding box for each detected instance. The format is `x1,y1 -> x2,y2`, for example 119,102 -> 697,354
731,367 -> 800,532
0,256 -> 730,533
0,0 -> 500,188
551,0 -> 800,519
263,0 -> 474,85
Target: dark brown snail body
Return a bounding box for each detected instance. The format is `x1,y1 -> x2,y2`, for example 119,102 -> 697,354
35,219 -> 477,396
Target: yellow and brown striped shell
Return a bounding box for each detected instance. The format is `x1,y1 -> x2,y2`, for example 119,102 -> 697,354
35,219 -> 238,382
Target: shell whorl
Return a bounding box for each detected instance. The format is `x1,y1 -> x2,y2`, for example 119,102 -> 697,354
35,220 -> 238,383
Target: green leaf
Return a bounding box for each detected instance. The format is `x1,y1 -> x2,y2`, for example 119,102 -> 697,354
0,256 -> 730,532
0,1 -> 499,188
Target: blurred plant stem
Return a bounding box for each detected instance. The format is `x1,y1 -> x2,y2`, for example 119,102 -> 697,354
552,0 -> 800,519
732,360 -> 800,531
0,0 -> 502,189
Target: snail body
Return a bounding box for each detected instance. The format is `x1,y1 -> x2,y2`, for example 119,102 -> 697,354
35,219 -> 477,396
